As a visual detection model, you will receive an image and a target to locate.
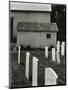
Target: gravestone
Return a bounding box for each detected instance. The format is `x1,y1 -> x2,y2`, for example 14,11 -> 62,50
45,46 -> 48,58
25,52 -> 30,80
52,48 -> 56,62
32,57 -> 39,86
61,42 -> 65,56
45,67 -> 58,85
18,46 -> 21,64
57,41 -> 60,52
56,52 -> 60,64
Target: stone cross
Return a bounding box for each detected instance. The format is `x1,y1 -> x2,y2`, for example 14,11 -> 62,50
18,46 -> 21,64
25,52 -> 30,80
45,67 -> 58,85
61,42 -> 65,56
57,41 -> 60,52
52,48 -> 56,62
32,57 -> 39,86
45,46 -> 48,58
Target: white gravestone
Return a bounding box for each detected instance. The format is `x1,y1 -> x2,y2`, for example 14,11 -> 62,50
18,46 -> 21,64
32,57 -> 39,86
45,46 -> 48,58
57,41 -> 60,52
25,52 -> 30,80
52,48 -> 56,62
56,52 -> 60,64
45,67 -> 58,85
61,42 -> 65,56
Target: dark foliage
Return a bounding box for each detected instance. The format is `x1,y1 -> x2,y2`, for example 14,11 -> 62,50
51,4 -> 66,41
48,45 -> 55,51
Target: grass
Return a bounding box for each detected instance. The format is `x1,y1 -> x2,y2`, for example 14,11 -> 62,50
9,49 -> 66,88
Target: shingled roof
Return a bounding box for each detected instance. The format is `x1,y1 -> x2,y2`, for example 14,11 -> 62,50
17,22 -> 58,32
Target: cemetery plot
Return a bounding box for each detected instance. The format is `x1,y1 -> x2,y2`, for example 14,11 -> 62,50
10,49 -> 66,88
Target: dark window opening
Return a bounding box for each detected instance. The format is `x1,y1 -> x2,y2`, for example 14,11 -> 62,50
46,34 -> 51,38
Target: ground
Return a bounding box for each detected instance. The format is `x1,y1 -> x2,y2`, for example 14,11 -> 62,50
9,49 -> 66,88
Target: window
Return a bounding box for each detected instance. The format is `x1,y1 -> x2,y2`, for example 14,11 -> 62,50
46,34 -> 51,38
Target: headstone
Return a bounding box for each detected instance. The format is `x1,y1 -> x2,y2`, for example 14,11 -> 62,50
57,41 -> 60,52
25,52 -> 30,80
45,67 -> 58,85
56,52 -> 60,64
45,46 -> 48,58
61,42 -> 65,56
52,48 -> 56,62
18,46 -> 21,64
32,57 -> 39,86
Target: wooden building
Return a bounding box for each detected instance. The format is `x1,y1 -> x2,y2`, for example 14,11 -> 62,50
10,2 -> 58,48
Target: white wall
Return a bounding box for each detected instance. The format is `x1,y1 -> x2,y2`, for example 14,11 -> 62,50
17,32 -> 57,48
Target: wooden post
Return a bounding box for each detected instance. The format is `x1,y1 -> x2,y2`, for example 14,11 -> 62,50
52,48 -> 56,62
25,52 -> 30,80
61,42 -> 65,56
45,46 -> 48,58
32,57 -> 38,86
18,46 -> 21,64
57,41 -> 60,52
56,52 -> 60,64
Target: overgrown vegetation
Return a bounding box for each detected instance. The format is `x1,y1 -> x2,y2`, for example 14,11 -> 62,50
10,50 -> 66,88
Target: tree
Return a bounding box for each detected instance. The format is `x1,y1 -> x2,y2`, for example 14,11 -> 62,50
51,4 -> 66,41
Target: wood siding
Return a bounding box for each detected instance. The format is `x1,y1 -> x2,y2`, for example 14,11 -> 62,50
17,32 -> 57,48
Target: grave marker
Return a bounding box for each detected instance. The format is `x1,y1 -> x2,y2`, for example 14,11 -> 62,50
61,42 -> 65,56
45,46 -> 48,58
25,52 -> 30,80
18,46 -> 21,64
52,48 -> 56,62
56,52 -> 60,64
32,57 -> 39,86
57,41 -> 60,52
45,67 -> 58,85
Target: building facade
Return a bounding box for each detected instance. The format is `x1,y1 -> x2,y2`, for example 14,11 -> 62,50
10,2 -> 58,48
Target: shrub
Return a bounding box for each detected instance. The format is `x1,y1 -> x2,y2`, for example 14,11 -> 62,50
20,45 -> 25,50
48,45 -> 54,51
26,45 -> 31,50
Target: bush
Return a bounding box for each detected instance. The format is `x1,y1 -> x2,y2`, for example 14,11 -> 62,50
48,45 -> 54,51
26,45 -> 31,50
20,45 -> 25,50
